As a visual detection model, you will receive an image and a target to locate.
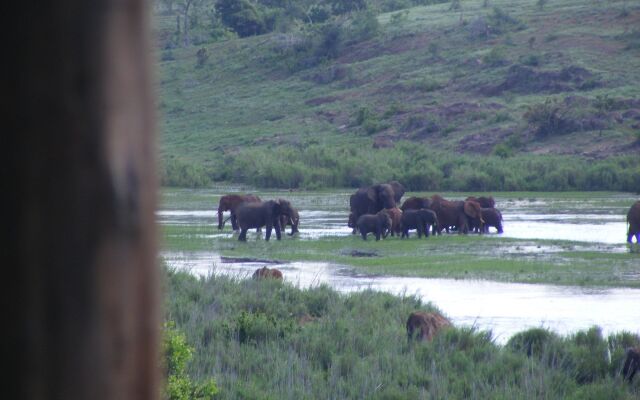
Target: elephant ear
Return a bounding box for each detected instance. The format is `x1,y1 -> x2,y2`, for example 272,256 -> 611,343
464,201 -> 481,219
272,200 -> 282,215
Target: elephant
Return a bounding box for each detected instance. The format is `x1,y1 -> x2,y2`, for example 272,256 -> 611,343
627,201 -> 640,244
383,207 -> 403,237
356,210 -> 393,241
277,198 -> 300,236
474,207 -> 503,234
400,209 -> 438,238
430,195 -> 484,234
235,200 -> 283,241
217,194 -> 261,231
348,181 -> 405,234
406,311 -> 451,342
623,347 -> 640,382
401,196 -> 432,212
466,196 -> 496,209
252,266 -> 283,280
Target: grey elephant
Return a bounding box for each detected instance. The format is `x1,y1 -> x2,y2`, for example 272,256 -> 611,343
235,200 -> 284,241
400,209 -> 439,238
356,210 -> 393,241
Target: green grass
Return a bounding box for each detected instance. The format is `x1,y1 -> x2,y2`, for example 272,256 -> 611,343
160,188 -> 640,287
215,235 -> 640,287
164,268 -> 640,399
155,0 -> 640,190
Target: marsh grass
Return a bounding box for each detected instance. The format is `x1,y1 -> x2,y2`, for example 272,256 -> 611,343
164,268 -> 640,399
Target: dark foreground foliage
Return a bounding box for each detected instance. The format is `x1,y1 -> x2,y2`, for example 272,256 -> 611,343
164,268 -> 640,399
163,143 -> 640,192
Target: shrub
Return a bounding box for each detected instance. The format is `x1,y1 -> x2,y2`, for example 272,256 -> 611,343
160,158 -> 212,188
487,7 -> 526,35
163,321 -> 218,400
350,10 -> 381,42
523,98 -> 576,138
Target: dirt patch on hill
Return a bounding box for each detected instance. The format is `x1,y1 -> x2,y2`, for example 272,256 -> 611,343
481,65 -> 598,96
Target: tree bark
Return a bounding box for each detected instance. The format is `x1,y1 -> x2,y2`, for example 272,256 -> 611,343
7,0 -> 159,399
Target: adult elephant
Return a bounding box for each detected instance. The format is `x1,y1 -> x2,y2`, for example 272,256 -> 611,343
466,196 -> 496,209
357,211 -> 392,241
349,181 -> 405,234
400,196 -> 432,212
401,209 -> 438,238
430,195 -> 484,234
278,199 -> 300,236
217,194 -> 261,231
235,200 -> 283,241
627,201 -> 640,243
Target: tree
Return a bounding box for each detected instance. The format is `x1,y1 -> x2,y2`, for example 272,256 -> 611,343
216,0 -> 266,37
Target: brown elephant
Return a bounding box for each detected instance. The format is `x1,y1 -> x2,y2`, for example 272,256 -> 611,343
217,194 -> 261,230
623,347 -> 640,382
235,200 -> 284,241
466,195 -> 496,209
349,181 -> 405,234
356,210 -> 393,241
252,266 -> 283,280
383,207 -> 403,237
627,201 -> 640,244
400,196 -> 432,212
277,199 -> 300,236
406,311 -> 451,342
430,195 -> 484,234
476,207 -> 503,234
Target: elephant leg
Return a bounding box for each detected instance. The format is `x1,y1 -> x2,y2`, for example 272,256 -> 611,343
361,231 -> 367,241
265,223 -> 272,241
231,214 -> 239,231
275,222 -> 282,240
238,228 -> 248,241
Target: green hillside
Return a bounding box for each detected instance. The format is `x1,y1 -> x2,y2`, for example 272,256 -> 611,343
154,0 -> 640,190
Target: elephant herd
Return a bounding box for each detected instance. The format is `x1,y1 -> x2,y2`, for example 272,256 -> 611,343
216,189 -> 640,245
348,181 -> 504,241
217,194 -> 299,241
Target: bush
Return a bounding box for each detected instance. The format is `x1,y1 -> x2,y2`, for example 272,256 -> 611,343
163,321 -> 218,400
161,158 -> 212,188
524,98 -> 576,138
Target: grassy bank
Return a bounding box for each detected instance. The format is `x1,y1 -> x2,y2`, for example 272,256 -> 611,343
161,145 -> 640,192
164,269 -> 640,399
214,234 -> 640,287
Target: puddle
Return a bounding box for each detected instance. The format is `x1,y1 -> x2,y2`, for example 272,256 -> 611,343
163,251 -> 640,344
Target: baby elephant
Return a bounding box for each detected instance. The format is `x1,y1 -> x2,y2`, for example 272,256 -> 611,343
406,311 -> 451,342
357,211 -> 392,241
401,209 -> 438,238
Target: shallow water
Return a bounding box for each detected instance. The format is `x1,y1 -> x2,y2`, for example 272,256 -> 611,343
158,191 -> 635,246
163,251 -> 640,344
160,189 -> 640,343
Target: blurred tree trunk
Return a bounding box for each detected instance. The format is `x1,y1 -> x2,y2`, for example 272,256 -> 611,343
6,0 -> 159,399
